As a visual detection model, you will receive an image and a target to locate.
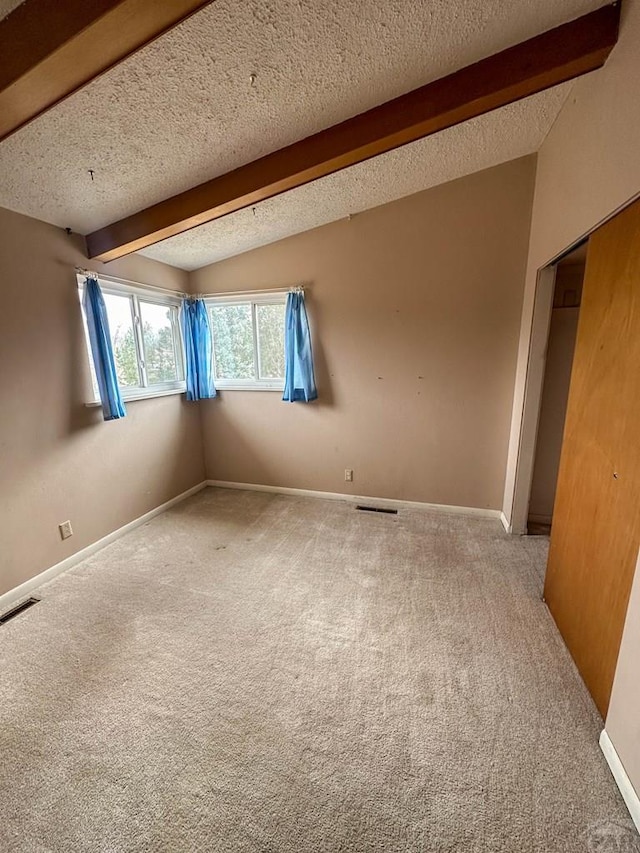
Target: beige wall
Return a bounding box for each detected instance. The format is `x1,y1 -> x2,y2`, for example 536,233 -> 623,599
191,156 -> 536,510
503,0 -> 640,531
0,206 -> 205,597
499,0 -> 640,801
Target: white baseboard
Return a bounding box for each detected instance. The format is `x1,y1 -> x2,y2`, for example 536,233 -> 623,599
500,512 -> 512,533
0,481 -> 208,614
600,729 -> 640,834
206,479 -> 502,519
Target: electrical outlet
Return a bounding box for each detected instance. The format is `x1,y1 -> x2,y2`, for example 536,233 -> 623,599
345,469 -> 353,482
59,520 -> 73,540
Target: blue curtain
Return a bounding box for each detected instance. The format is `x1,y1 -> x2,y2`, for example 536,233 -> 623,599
180,298 -> 216,401
282,291 -> 318,403
82,277 -> 126,421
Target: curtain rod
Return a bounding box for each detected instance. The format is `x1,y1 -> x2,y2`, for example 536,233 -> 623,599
75,267 -> 186,300
191,285 -> 304,299
76,268 -> 303,301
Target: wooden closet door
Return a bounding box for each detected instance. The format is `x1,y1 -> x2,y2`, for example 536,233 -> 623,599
544,198 -> 640,718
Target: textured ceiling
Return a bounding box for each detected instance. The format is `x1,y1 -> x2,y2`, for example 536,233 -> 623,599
0,0 -> 22,21
141,87 -> 571,269
0,0 -> 607,269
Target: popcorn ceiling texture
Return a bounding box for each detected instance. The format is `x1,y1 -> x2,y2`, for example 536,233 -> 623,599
0,0 -> 606,268
0,0 -> 22,21
141,88 -> 570,269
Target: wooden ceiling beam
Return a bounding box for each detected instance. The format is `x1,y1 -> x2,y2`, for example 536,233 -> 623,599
87,2 -> 621,263
0,0 -> 215,142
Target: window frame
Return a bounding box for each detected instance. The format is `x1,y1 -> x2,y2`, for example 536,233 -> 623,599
205,292 -> 287,391
78,275 -> 186,404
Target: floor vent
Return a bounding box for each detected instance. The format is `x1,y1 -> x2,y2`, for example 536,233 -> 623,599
0,597 -> 40,625
356,505 -> 398,515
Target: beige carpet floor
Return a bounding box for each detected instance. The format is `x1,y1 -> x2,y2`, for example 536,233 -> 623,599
0,487 -> 637,852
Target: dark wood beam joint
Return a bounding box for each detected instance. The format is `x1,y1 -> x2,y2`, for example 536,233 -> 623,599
0,0 -> 215,142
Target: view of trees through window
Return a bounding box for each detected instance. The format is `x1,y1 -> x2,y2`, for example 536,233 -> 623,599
210,304 -> 254,379
102,293 -> 179,388
209,300 -> 285,382
84,285 -> 285,399
256,303 -> 286,378
140,301 -> 179,384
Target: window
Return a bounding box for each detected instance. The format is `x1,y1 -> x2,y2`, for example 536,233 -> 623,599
207,294 -> 287,390
78,276 -> 185,403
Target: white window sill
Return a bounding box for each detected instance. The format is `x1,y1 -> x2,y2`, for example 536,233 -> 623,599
85,388 -> 185,407
216,384 -> 284,392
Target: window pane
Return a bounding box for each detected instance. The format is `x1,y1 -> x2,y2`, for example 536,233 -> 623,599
140,301 -> 179,384
256,303 -> 285,379
210,304 -> 255,380
103,293 -> 140,388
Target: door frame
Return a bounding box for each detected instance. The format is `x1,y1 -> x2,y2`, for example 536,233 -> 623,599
507,264 -> 557,535
506,191 -> 640,535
